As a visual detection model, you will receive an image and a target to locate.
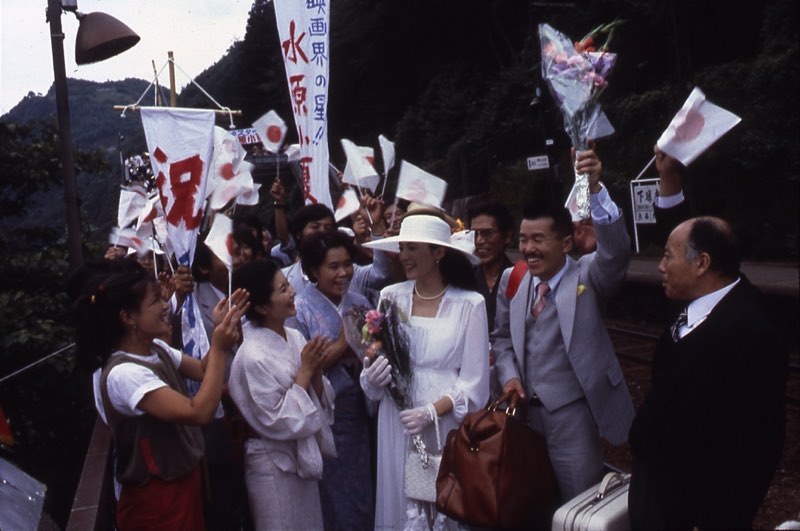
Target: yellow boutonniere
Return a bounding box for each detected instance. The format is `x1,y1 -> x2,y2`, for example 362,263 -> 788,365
576,284 -> 587,296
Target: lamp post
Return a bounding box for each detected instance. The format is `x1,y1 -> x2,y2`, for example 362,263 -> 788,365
46,0 -> 139,270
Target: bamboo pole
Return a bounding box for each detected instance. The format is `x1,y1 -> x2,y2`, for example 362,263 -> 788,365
168,51 -> 177,107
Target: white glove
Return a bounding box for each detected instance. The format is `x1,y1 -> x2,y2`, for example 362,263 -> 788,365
360,356 -> 392,400
399,403 -> 436,435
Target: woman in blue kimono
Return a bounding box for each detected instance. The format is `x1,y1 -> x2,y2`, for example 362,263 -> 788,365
286,230 -> 375,530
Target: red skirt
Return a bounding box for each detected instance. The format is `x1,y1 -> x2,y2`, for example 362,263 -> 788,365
117,466 -> 205,531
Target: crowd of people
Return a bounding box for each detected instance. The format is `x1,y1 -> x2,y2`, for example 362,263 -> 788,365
69,146 -> 789,530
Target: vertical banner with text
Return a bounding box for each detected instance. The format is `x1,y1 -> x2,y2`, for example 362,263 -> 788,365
274,0 -> 332,208
141,107 -> 215,391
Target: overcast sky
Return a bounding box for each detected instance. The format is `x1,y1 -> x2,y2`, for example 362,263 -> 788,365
0,0 -> 254,114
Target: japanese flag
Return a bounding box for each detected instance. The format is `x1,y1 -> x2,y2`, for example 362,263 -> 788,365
253,110 -> 287,153
657,87 -> 741,166
285,144 -> 301,162
341,139 -> 380,193
237,183 -> 262,207
135,193 -> 160,230
207,127 -> 258,211
118,185 -> 147,230
204,213 -> 234,269
396,160 -> 448,209
334,188 -> 361,222
378,134 -> 396,175
109,227 -> 144,252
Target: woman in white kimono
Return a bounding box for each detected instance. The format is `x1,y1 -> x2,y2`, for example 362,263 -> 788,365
362,214 -> 491,530
229,259 -> 336,531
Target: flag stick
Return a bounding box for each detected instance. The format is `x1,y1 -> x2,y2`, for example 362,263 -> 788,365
379,170 -> 389,199
388,196 -> 399,233
354,185 -> 375,226
633,155 -> 656,181
152,247 -> 158,281
228,268 -> 233,311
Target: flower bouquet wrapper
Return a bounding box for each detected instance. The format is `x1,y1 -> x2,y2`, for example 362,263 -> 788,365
539,22 -> 620,218
343,300 -> 413,410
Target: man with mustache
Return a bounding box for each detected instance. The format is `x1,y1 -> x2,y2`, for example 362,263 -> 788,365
491,149 -> 634,502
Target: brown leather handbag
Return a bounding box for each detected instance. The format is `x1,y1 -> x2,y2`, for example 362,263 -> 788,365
435,392 -> 558,529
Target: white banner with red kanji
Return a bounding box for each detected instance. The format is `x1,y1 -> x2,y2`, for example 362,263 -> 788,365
274,0 -> 332,208
141,107 -> 215,386
141,107 -> 215,266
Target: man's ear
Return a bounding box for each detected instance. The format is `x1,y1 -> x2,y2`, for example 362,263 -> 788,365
562,235 -> 574,254
694,252 -> 711,277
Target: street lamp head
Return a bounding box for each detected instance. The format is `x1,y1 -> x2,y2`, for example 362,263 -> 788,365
74,11 -> 140,65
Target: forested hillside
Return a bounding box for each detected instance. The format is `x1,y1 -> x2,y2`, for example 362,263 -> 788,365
180,0 -> 798,259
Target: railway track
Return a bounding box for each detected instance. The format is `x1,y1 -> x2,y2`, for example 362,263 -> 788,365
607,321 -> 800,412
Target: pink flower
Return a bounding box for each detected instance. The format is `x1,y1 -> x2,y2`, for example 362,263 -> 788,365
365,309 -> 384,335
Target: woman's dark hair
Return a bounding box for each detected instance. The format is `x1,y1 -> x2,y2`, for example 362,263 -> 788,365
437,247 -> 478,291
234,213 -> 264,243
233,225 -> 264,258
69,259 -> 154,372
299,231 -> 357,282
289,204 -> 335,241
232,259 -> 282,324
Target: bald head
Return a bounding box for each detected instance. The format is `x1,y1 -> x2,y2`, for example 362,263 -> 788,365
659,217 -> 740,301
684,217 -> 740,278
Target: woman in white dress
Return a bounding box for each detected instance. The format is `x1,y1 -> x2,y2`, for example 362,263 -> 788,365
361,214 -> 491,530
229,259 -> 336,531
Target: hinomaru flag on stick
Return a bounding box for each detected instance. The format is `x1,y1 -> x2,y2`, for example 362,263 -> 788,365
657,87 -> 741,166
207,127 -> 258,211
334,188 -> 361,222
118,185 -> 147,230
141,107 -> 214,385
252,110 -> 287,153
274,0 -> 332,208
396,160 -> 448,209
204,213 -> 234,269
341,139 -> 380,193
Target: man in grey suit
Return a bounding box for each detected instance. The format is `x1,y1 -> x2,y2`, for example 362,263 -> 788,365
491,149 -> 634,501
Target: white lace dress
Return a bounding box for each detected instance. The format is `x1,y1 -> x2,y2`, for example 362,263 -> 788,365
364,281 -> 490,530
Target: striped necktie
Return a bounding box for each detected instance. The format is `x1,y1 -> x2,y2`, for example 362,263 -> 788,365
531,282 -> 550,319
671,307 -> 688,342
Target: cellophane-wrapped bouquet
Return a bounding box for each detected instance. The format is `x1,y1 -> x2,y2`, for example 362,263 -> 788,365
539,21 -> 623,218
343,298 -> 412,409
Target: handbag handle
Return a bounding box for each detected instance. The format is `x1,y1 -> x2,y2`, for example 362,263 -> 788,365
487,389 -> 519,416
468,391 -> 520,452
594,472 -> 628,501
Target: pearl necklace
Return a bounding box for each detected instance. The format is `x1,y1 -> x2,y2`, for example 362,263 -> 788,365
414,283 -> 448,301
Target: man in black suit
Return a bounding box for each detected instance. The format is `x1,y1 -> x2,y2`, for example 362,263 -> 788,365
628,215 -> 788,529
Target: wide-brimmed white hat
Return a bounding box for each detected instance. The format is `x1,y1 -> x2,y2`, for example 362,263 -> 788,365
363,214 -> 480,265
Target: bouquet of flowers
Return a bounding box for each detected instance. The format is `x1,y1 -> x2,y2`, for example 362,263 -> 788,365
539,21 -> 623,218
343,298 -> 412,409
